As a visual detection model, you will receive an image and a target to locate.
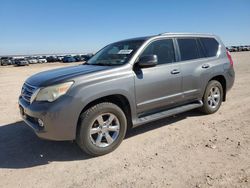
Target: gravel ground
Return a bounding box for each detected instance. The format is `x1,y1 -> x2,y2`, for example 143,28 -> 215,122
0,53 -> 249,188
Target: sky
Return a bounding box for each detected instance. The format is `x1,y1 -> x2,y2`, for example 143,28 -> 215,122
0,0 -> 250,56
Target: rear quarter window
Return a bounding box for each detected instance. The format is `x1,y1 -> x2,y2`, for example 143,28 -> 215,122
200,38 -> 219,57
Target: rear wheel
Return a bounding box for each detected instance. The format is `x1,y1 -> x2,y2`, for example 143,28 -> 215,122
200,80 -> 223,114
76,102 -> 127,156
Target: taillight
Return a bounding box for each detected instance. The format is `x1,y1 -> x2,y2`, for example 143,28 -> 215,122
226,50 -> 234,67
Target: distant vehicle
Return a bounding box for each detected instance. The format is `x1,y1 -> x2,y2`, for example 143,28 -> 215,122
46,56 -> 59,62
231,46 -> 239,52
227,46 -> 237,52
227,47 -> 232,52
15,58 -> 29,66
81,54 -> 94,61
57,56 -> 64,61
0,57 -> 13,66
62,56 -> 76,63
36,56 -> 47,60
27,57 -> 39,64
238,46 -> 244,52
73,55 -> 84,62
242,45 -> 250,51
37,58 -> 47,63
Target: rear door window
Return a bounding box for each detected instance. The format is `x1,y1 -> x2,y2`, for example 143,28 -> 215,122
177,38 -> 202,61
200,38 -> 219,57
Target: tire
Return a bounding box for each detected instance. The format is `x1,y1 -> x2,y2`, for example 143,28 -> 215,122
76,102 -> 127,156
200,80 -> 223,114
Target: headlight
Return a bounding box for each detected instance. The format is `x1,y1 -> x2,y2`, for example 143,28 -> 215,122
31,81 -> 74,103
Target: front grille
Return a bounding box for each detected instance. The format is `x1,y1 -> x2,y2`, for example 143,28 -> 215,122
21,83 -> 37,103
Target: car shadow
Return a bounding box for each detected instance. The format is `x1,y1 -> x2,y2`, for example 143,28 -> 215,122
0,121 -> 89,169
0,110 -> 204,169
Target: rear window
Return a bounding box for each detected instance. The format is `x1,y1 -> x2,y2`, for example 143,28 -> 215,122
200,38 -> 219,57
177,38 -> 204,61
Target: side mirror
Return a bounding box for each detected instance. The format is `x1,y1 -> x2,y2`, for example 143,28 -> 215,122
138,55 -> 157,68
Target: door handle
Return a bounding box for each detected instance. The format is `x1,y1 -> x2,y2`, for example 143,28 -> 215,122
202,64 -> 210,69
171,69 -> 180,74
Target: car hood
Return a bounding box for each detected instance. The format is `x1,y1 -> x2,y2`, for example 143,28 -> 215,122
26,64 -> 112,87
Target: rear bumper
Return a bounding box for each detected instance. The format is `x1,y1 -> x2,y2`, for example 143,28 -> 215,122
225,67 -> 235,92
18,95 -> 81,141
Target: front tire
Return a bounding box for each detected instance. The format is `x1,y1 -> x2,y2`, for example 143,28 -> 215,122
200,80 -> 223,114
76,102 -> 127,156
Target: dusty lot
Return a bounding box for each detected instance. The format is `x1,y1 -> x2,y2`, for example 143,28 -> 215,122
0,53 -> 250,188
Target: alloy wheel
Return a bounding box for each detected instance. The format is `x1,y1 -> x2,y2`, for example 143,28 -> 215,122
207,86 -> 221,109
89,113 -> 120,148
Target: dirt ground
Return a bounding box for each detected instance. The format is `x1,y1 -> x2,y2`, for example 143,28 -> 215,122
0,53 -> 249,188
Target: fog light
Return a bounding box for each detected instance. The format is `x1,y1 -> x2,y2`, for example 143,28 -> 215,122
38,119 -> 44,127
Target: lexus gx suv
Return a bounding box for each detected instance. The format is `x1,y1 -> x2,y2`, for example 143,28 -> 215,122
19,33 -> 235,156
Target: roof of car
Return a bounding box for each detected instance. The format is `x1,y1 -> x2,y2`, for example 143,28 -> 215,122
118,32 -> 217,43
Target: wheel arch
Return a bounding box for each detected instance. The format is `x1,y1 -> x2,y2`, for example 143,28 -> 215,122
208,75 -> 227,101
76,94 -> 133,138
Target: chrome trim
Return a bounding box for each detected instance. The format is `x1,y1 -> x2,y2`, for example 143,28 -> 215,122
21,83 -> 37,103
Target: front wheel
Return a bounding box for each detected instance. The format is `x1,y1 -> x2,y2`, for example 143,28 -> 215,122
76,102 -> 127,156
200,80 -> 223,114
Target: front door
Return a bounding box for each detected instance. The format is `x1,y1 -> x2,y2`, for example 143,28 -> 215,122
134,39 -> 182,114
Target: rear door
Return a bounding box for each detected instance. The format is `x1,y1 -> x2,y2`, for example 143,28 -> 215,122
176,37 -> 218,101
134,38 -> 183,114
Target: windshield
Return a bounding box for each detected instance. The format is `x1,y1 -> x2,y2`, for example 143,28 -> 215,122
87,40 -> 145,66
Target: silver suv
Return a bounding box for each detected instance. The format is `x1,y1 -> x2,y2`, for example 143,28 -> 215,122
19,33 -> 235,156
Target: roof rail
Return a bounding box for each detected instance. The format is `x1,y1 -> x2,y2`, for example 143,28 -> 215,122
158,32 -> 214,36
158,32 -> 170,35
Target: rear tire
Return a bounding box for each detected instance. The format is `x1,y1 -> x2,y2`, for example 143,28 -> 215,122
76,102 -> 127,156
200,80 -> 223,114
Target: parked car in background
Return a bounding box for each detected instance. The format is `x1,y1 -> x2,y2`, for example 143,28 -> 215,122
14,58 -> 29,66
62,56 -> 76,63
238,46 -> 245,51
57,56 -> 64,61
0,57 -> 13,66
46,56 -> 59,62
73,55 -> 84,62
227,46 -> 236,52
242,45 -> 250,51
27,57 -> 39,64
37,58 -> 47,63
81,53 -> 94,61
231,46 -> 239,52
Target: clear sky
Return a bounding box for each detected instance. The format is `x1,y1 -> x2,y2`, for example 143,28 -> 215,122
0,0 -> 250,55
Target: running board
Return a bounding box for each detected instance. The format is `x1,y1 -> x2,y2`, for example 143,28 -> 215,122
133,100 -> 203,127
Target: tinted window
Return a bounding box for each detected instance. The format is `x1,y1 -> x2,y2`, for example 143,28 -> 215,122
141,39 -> 176,65
178,38 -> 202,61
200,38 -> 219,57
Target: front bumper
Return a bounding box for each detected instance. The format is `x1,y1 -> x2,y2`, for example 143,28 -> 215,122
18,95 -> 81,141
